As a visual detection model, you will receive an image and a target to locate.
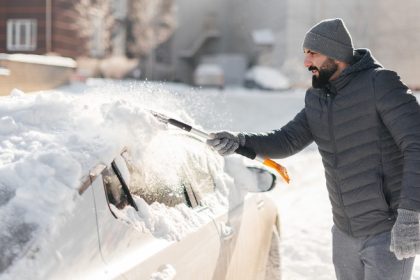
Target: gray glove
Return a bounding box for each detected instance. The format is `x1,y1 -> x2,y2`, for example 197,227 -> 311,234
206,131 -> 246,156
390,208 -> 420,260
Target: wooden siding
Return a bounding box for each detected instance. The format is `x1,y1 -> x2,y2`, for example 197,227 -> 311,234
51,0 -> 88,58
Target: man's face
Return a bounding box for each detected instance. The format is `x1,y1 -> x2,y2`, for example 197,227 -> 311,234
304,49 -> 338,88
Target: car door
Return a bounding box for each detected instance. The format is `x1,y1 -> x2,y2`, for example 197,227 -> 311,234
208,165 -> 279,280
90,152 -> 223,279
24,176 -> 108,280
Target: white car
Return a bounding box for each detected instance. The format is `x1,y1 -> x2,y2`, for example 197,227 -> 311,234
0,130 -> 280,279
193,63 -> 225,89
244,66 -> 290,91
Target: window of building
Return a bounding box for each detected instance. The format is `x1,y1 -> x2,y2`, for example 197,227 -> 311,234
7,19 -> 37,51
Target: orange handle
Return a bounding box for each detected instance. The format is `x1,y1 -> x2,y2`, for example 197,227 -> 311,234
262,158 -> 290,184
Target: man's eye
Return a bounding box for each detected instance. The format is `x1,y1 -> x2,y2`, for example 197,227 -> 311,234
304,50 -> 316,56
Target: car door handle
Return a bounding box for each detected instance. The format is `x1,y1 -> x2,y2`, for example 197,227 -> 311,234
220,223 -> 235,241
151,264 -> 177,279
257,199 -> 265,209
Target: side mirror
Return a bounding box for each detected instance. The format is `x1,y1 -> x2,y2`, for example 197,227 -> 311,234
245,167 -> 277,192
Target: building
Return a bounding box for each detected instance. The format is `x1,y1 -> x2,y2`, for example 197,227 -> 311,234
0,0 -> 89,57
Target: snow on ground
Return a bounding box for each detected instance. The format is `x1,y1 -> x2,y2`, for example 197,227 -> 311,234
1,79 -> 420,279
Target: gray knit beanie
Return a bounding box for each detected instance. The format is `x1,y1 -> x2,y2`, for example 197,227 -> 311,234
303,18 -> 354,63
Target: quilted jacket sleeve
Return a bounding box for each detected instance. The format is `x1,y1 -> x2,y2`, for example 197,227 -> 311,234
243,108 -> 314,159
374,69 -> 420,211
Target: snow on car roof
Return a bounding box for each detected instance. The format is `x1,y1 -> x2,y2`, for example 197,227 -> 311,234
0,81 -> 254,276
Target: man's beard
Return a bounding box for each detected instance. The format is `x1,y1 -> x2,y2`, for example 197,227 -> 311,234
309,58 -> 338,88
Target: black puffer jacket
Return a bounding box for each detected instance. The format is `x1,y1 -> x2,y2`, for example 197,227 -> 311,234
244,49 -> 420,237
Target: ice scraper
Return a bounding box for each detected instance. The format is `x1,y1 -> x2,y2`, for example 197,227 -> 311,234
151,111 -> 290,184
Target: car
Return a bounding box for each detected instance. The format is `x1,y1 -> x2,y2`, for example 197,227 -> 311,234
244,66 -> 290,91
0,92 -> 281,280
193,63 -> 225,89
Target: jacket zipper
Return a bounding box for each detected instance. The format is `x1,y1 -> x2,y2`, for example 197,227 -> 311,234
327,94 -> 337,168
327,93 -> 352,235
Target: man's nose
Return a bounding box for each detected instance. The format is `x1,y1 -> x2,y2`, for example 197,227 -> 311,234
304,55 -> 312,68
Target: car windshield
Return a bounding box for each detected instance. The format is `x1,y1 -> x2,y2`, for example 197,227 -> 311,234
138,133 -> 217,203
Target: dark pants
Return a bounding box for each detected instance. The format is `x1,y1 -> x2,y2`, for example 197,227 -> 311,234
332,225 -> 414,280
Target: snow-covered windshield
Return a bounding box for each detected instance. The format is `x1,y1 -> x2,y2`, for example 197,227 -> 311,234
139,133 -> 219,202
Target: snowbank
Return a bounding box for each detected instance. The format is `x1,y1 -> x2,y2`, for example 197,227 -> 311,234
0,53 -> 76,68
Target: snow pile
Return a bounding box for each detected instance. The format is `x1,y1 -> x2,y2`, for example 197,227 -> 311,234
111,197 -> 210,241
245,66 -> 290,90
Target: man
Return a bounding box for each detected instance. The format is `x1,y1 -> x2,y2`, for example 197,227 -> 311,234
207,18 -> 420,280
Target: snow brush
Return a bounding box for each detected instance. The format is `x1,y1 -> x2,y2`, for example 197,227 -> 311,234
150,111 -> 290,184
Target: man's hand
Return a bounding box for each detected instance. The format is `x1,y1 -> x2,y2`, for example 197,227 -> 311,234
390,208 -> 420,260
206,131 -> 245,156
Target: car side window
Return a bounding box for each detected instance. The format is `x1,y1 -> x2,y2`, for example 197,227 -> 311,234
102,150 -> 195,215
102,163 -> 129,210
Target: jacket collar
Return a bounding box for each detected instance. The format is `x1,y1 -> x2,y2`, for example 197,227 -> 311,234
327,49 -> 382,93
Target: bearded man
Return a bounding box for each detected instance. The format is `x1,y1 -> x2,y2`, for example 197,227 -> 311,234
207,18 -> 420,280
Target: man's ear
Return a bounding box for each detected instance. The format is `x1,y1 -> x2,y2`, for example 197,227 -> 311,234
336,60 -> 349,69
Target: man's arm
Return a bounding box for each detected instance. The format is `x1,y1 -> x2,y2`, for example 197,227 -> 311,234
207,108 -> 314,158
243,108 -> 314,159
374,69 -> 420,211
